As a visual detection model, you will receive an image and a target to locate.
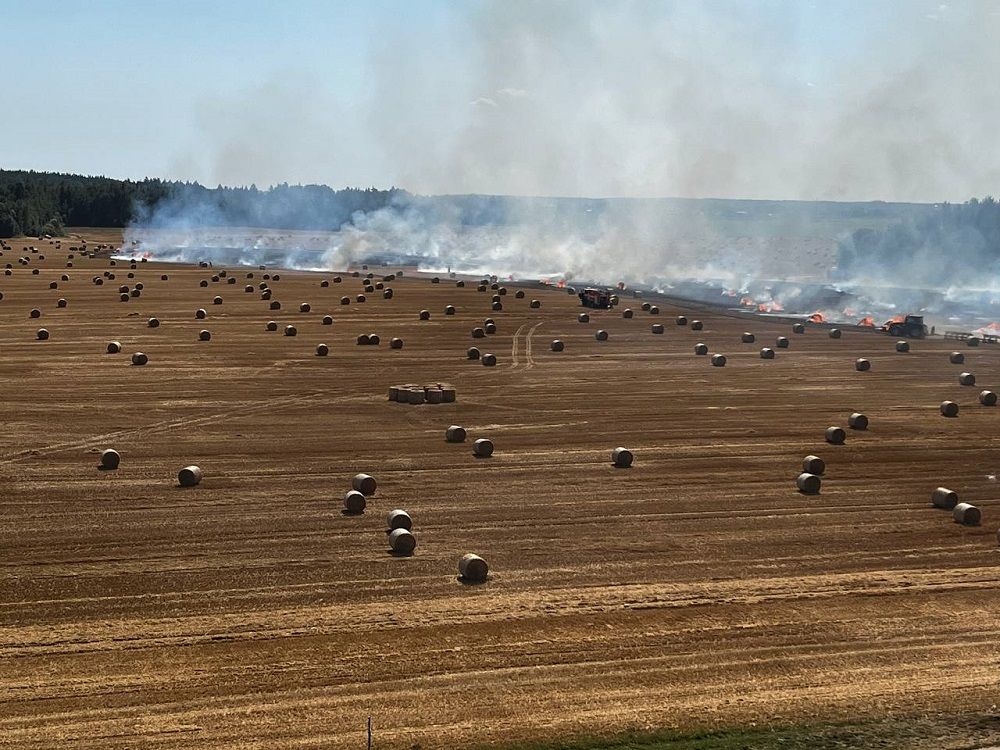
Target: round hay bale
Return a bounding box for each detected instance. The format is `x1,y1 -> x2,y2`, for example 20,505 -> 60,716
622,308 -> 633,319
802,455 -> 825,475
61,274 -> 70,281
456,280 -> 465,287
711,353 -> 726,367
651,323 -> 664,334
333,276 -> 342,283
387,509 -> 413,531
485,322 -> 497,335
178,465 -> 202,486
284,325 -> 297,337
855,358 -> 871,371
515,290 -> 525,299
940,400 -> 959,417
499,287 -> 508,296
199,330 -> 211,342
445,305 -> 456,315
825,426 -> 846,444
959,372 -> 976,386
383,289 -> 393,299
760,347 -> 775,359
343,490 -> 366,514
967,337 -> 980,347
491,295 -> 501,304
389,529 -> 417,557
595,329 -> 609,341
57,298 -> 67,308
106,340 -> 122,353
320,279 -> 330,288
649,306 -> 660,315
792,323 -> 805,333
797,472 -> 822,494
227,277 -> 236,285
148,317 -> 160,328
953,502 -> 981,526
266,320 -> 278,331
848,412 -> 868,430
199,280 -> 208,287
776,336 -> 789,348
368,334 -> 380,345
99,449 -> 121,470
130,289 -> 141,298
529,299 -> 541,309
829,328 -> 842,339
446,425 -> 467,443
932,487 -> 958,509
612,447 -> 633,468
550,339 -> 564,352
477,284 -> 487,292
29,308 -> 40,318
473,438 -> 494,458
431,276 -> 440,284
425,387 -> 444,404
694,342 -> 709,355
213,296 -> 223,305
741,332 -> 755,343
578,313 -> 590,323
675,315 -> 688,326
352,473 -> 377,496
195,308 -> 207,319
407,388 -> 425,405
49,281 -> 58,289
211,275 -> 220,283
36,328 -> 49,340
322,315 -> 333,325
979,390 -> 997,406
949,351 -> 965,364
390,337 -> 403,349
315,343 -> 329,356
481,353 -> 498,367
472,327 -> 486,338
356,294 -> 366,303
467,347 -> 481,360
895,340 -> 910,353
419,310 -> 430,320
357,333 -> 370,345
640,302 -> 650,312
272,274 -> 281,281
459,553 -> 489,582
341,296 -> 350,305
300,302 -> 311,313
131,352 -> 148,365
689,320 -> 703,331
440,385 -> 457,403
484,317 -> 495,325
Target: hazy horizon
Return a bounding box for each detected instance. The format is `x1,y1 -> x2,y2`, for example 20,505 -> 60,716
3,0 -> 999,203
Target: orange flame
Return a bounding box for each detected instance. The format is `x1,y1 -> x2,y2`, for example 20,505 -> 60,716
808,312 -> 825,323
858,316 -> 875,327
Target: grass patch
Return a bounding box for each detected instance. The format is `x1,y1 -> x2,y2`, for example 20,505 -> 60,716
475,713 -> 1000,750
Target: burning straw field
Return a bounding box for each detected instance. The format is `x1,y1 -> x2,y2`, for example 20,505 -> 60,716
2,230 -> 999,749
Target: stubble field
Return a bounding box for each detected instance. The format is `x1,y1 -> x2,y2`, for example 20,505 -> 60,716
1,230 -> 998,749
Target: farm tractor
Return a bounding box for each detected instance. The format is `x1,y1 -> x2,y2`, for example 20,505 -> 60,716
579,287 -> 614,309
881,314 -> 929,338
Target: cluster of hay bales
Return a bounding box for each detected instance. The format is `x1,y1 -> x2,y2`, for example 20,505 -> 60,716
931,487 -> 982,526
357,333 -> 380,345
389,383 -> 457,404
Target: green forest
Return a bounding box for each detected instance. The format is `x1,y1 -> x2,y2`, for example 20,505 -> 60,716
0,170 -> 402,238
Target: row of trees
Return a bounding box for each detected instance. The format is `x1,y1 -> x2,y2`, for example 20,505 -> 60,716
836,197 -> 1000,284
0,170 -> 403,238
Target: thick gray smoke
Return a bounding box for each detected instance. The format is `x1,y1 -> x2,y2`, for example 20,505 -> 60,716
128,0 -> 1000,327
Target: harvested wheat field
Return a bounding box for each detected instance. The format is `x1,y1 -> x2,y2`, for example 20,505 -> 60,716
1,231 -> 999,750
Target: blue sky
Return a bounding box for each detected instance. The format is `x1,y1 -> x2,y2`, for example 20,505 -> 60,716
0,1 -> 995,201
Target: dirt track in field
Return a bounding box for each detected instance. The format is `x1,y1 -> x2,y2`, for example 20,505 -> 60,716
1,231 -> 998,749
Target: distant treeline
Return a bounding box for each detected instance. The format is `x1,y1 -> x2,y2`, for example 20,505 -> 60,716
0,169 -> 404,238
837,197 -> 1000,283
